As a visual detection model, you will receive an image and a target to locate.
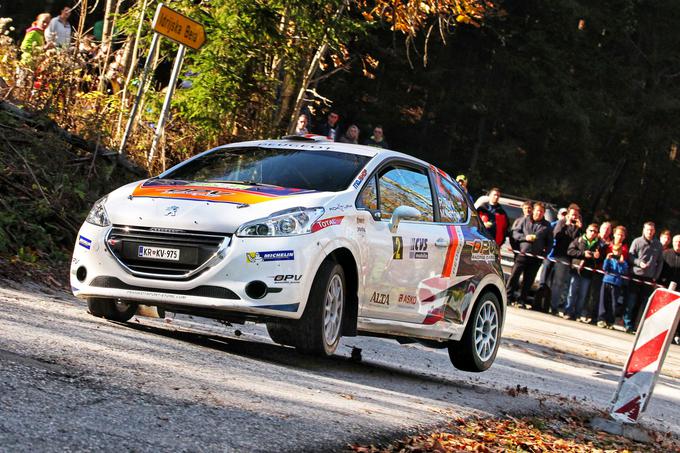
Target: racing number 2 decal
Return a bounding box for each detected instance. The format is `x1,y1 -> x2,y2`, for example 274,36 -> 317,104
392,236 -> 404,260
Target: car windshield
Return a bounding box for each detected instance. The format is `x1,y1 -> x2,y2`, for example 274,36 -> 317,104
160,147 -> 371,192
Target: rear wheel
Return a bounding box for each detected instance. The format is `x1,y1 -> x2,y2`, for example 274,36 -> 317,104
295,260 -> 345,356
87,298 -> 137,322
448,292 -> 501,372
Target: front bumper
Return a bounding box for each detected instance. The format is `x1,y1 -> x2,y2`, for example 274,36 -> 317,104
70,222 -> 328,319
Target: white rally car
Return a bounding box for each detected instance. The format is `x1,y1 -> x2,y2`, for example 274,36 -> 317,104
71,136 -> 506,371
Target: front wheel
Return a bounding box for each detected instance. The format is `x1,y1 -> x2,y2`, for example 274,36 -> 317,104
87,298 -> 137,322
295,260 -> 345,356
448,292 -> 501,372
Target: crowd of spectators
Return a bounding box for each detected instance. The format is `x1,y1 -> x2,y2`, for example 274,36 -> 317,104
295,110 -> 390,149
478,190 -> 679,344
15,8 -> 125,94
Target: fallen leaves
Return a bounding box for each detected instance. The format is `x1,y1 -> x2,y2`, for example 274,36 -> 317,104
348,411 -> 679,452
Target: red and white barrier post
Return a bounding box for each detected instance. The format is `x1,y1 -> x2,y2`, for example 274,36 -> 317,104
609,284 -> 680,423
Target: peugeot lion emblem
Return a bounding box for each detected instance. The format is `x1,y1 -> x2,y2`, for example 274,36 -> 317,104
165,206 -> 180,216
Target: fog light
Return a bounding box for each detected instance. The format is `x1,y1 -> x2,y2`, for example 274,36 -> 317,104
245,280 -> 268,299
76,266 -> 87,283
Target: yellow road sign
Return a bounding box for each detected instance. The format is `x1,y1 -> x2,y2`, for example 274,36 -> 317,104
152,3 -> 206,50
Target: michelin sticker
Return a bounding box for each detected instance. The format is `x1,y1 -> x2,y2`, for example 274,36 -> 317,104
246,250 -> 295,263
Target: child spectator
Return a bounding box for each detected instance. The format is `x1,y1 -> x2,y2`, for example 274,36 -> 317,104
20,13 -> 51,66
597,244 -> 629,328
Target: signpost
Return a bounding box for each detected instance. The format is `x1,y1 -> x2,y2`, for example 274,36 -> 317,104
118,3 -> 205,163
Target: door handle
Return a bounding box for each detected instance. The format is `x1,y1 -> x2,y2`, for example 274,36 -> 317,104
435,238 -> 450,248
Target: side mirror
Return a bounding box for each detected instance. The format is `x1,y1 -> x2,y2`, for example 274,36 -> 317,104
389,205 -> 420,233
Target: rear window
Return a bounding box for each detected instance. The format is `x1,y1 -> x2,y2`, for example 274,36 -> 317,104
161,147 -> 371,192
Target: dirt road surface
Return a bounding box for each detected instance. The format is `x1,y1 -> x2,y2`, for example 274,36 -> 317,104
1,282 -> 678,451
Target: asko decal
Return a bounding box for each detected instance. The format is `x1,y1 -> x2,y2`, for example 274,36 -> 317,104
246,250 -> 294,263
352,169 -> 368,189
370,292 -> 390,305
409,238 -> 428,259
272,274 -> 302,284
78,235 -> 92,250
311,216 -> 343,233
398,294 -> 417,305
392,236 -> 404,260
469,239 -> 495,262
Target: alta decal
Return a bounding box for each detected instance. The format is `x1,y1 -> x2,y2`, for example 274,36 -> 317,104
272,274 -> 302,284
409,237 -> 428,259
469,239 -> 495,262
311,216 -> 343,233
246,250 -> 294,263
392,236 -> 404,260
398,294 -> 417,305
352,169 -> 368,189
370,292 -> 390,305
78,235 -> 92,250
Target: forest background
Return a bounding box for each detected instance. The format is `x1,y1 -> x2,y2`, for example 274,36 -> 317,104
0,0 -> 678,264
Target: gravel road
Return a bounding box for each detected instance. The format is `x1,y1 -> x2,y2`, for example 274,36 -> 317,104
1,281 -> 678,452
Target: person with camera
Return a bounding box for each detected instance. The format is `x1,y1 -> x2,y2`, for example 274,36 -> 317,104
549,204 -> 583,315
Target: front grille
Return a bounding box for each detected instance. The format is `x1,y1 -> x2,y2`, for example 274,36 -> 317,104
107,225 -> 230,280
90,276 -> 239,299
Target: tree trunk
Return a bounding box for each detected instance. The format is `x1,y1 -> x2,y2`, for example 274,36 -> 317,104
287,3 -> 346,134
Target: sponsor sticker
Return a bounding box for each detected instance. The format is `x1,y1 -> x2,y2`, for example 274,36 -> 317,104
469,239 -> 495,262
328,203 -> 353,212
409,237 -> 428,259
272,274 -> 302,284
370,291 -> 390,305
311,216 -> 344,233
352,169 -> 368,189
78,235 -> 92,250
398,294 -> 417,305
246,250 -> 295,263
392,236 -> 404,260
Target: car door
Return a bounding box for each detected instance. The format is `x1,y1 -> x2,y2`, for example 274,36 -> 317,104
356,162 -> 449,323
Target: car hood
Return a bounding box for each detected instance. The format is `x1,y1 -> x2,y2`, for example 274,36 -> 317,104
104,180 -> 340,233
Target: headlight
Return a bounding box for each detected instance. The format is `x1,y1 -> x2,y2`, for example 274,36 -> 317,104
85,196 -> 111,227
236,207 -> 324,237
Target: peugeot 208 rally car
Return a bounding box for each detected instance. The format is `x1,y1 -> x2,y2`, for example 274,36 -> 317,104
71,136 -> 506,371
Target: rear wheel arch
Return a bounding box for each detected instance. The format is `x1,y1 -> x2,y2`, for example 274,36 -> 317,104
327,247 -> 359,337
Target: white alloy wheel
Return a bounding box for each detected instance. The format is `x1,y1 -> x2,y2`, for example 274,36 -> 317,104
448,292 -> 502,372
473,300 -> 499,362
323,273 -> 344,347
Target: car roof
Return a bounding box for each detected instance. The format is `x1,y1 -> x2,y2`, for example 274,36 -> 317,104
220,137 -> 432,166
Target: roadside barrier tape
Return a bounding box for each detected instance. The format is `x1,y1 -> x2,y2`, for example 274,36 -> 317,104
609,288 -> 680,423
505,248 -> 664,288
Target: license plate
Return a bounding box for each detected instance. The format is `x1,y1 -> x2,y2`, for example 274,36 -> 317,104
137,245 -> 180,261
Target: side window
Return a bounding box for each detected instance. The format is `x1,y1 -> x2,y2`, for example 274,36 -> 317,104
437,178 -> 468,223
356,176 -> 378,211
378,167 -> 434,222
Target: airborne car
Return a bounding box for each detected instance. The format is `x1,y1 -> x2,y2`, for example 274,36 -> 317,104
71,136 -> 506,372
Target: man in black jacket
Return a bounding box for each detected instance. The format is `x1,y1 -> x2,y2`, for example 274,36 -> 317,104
564,223 -> 604,321
550,204 -> 583,314
314,111 -> 340,141
506,202 -> 553,307
660,235 -> 680,344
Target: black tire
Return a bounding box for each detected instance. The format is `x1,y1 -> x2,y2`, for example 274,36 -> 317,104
448,292 -> 502,372
266,322 -> 296,347
295,260 -> 345,356
87,298 -> 137,322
